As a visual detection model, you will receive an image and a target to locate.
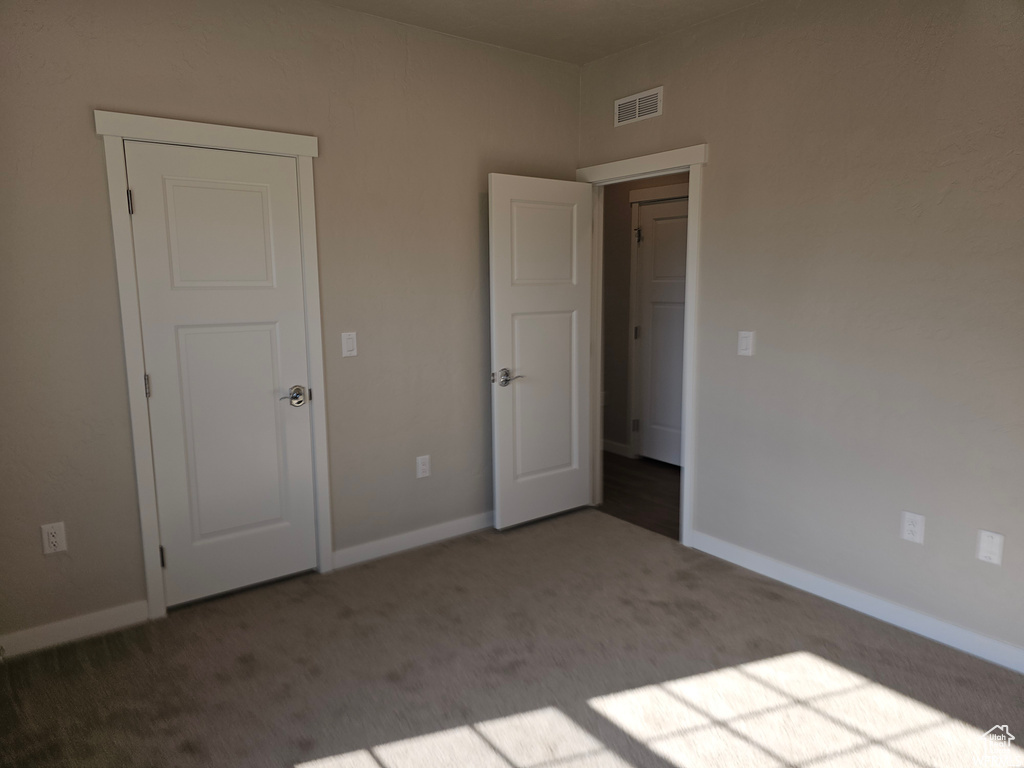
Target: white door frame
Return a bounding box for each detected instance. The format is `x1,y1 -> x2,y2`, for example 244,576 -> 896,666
627,184 -> 689,458
95,111 -> 333,619
577,144 -> 708,546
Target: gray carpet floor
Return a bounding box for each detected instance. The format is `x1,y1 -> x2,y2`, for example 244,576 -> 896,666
2,510 -> 1022,768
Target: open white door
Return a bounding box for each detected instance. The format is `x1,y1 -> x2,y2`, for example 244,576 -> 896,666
488,174 -> 593,529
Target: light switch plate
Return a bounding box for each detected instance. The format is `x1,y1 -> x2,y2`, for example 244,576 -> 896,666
738,331 -> 755,356
977,530 -> 1004,565
901,511 -> 925,544
341,332 -> 357,358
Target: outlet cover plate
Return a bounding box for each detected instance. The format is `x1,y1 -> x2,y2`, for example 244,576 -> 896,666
41,522 -> 67,554
416,455 -> 430,478
977,530 -> 1004,565
901,511 -> 925,544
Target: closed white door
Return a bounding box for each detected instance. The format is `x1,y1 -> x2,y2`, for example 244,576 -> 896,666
488,174 -> 593,529
637,198 -> 688,465
125,140 -> 317,606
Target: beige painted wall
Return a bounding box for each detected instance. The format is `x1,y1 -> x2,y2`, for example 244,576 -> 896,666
5,0 -> 1021,655
582,0 -> 1024,647
0,0 -> 579,634
602,174 -> 688,447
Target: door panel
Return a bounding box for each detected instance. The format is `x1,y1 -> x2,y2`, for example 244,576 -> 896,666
165,179 -> 275,287
651,215 -> 688,279
645,303 -> 685,462
638,198 -> 688,466
511,202 -> 577,284
125,141 -> 316,606
513,310 -> 576,479
489,174 -> 592,529
177,323 -> 285,537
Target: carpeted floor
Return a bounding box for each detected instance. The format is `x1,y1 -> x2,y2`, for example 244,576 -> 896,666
2,510 -> 1022,768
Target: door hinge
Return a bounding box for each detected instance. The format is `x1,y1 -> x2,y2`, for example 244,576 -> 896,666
632,419 -> 640,432
635,226 -> 642,244
634,326 -> 640,340
127,189 -> 134,215
144,373 -> 151,398
159,546 -> 165,568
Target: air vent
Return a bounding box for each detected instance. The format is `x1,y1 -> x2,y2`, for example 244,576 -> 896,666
613,86 -> 663,127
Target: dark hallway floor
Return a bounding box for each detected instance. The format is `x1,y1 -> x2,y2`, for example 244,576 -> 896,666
601,451 -> 681,540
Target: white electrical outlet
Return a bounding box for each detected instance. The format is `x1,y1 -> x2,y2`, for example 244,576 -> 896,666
977,530 -> 1004,565
900,511 -> 925,544
738,331 -> 755,356
41,522 -> 67,554
416,455 -> 431,478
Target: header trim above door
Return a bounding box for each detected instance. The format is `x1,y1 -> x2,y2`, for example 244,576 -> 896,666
95,110 -> 318,157
576,144 -> 707,185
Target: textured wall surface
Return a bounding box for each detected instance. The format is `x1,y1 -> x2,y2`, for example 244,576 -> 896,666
602,173 -> 688,447
582,0 -> 1024,646
0,0 -> 579,634
5,0 -> 1023,655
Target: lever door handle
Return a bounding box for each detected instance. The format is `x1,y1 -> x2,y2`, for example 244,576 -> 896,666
496,368 -> 524,387
280,385 -> 307,407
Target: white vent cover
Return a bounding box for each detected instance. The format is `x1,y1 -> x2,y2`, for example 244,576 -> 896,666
614,86 -> 663,127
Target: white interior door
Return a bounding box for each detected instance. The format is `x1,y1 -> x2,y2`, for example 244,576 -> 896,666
488,174 -> 593,529
637,198 -> 688,465
126,141 -> 317,606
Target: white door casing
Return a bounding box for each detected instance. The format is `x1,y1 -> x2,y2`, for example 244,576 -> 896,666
126,141 -> 317,605
635,198 -> 688,465
489,174 -> 594,529
578,144 -> 707,546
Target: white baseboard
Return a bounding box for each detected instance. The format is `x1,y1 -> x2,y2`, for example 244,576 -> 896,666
0,600 -> 149,659
689,531 -> 1024,675
603,439 -> 636,458
1,515 -> 493,658
333,512 -> 493,570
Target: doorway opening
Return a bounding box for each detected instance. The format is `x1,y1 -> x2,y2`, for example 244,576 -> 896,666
488,144 -> 705,539
599,173 -> 688,540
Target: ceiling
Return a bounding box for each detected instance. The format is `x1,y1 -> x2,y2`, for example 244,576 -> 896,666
320,0 -> 762,64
